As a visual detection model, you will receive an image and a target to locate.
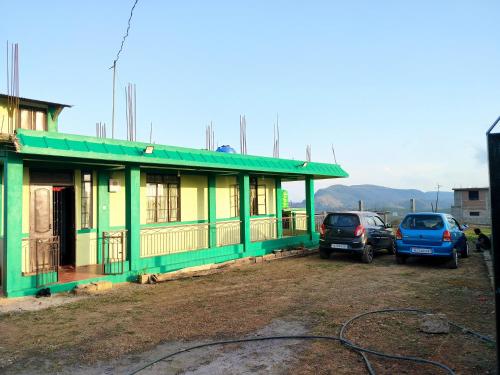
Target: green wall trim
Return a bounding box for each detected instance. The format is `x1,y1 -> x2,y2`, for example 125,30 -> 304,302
77,228 -> 97,234
126,166 -> 141,272
3,153 -> 24,296
47,106 -> 58,132
208,174 -> 217,248
275,178 -> 283,238
239,174 -> 250,252
97,170 -> 110,264
305,176 -> 315,239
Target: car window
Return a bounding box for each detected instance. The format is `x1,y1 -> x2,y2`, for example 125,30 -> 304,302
325,214 -> 360,227
365,216 -> 376,226
373,216 -> 385,227
447,217 -> 457,230
401,215 -> 444,230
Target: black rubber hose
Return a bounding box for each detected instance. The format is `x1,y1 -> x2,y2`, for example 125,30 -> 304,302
128,308 -> 495,375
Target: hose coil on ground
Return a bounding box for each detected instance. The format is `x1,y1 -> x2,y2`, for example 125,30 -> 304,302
129,308 -> 495,375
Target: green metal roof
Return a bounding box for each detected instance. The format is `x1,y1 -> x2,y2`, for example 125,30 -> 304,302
14,129 -> 348,179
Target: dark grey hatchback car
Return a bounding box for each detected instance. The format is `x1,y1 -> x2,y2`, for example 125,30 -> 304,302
319,211 -> 395,263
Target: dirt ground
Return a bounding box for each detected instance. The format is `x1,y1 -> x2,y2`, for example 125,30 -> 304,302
0,247 -> 495,374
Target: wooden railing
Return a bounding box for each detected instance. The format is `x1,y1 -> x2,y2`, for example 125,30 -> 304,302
216,220 -> 241,247
140,223 -> 209,258
250,217 -> 278,242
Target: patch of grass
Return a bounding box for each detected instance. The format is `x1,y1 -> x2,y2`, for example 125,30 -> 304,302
0,253 -> 495,374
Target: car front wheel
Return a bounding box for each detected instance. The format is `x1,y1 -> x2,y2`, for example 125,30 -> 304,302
447,249 -> 458,269
460,242 -> 469,258
361,244 -> 374,264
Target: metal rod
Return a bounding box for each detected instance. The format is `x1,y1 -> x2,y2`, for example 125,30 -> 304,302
112,61 -> 116,139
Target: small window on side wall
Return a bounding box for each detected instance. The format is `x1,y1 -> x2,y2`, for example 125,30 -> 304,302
469,211 -> 480,217
81,171 -> 93,229
468,190 -> 479,201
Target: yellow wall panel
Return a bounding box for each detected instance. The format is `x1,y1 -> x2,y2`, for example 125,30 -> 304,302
76,232 -> 98,266
216,176 -> 237,219
180,175 -> 208,222
109,171 -> 126,227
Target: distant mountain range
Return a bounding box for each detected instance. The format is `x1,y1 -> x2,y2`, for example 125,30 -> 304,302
291,184 -> 453,213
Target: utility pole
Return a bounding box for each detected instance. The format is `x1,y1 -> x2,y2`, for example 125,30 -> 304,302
435,184 -> 442,212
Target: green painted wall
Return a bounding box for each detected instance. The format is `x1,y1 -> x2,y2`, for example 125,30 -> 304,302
3,153 -> 23,296
126,166 -> 140,270
2,161 -> 322,297
239,174 -> 250,252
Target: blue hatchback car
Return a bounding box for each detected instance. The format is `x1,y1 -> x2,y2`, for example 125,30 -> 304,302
395,213 -> 468,269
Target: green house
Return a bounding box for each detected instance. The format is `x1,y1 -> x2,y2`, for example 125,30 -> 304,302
0,94 -> 348,297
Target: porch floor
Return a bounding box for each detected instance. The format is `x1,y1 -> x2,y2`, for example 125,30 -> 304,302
58,265 -> 101,284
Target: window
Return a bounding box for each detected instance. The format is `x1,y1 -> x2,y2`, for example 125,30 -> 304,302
447,217 -> 458,230
250,178 -> 267,215
325,214 -> 359,227
146,174 -> 180,223
468,190 -> 479,201
19,107 -> 47,131
365,216 -> 376,226
373,216 -> 385,227
81,172 -> 93,229
401,214 -> 444,230
470,211 -> 480,217
230,184 -> 240,217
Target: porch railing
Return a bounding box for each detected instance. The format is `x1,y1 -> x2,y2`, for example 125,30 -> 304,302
250,217 -> 278,242
216,220 -> 241,247
140,223 -> 209,258
21,236 -> 60,287
282,215 -> 308,237
102,230 -> 127,275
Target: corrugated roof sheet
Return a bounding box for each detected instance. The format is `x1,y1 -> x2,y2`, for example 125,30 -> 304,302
14,129 -> 348,179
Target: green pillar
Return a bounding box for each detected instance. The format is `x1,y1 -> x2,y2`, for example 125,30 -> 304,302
239,174 -> 250,251
275,177 -> 283,238
126,166 -> 141,271
305,176 -> 315,239
208,174 -> 217,248
3,154 -> 23,296
47,106 -> 58,132
97,170 -> 110,265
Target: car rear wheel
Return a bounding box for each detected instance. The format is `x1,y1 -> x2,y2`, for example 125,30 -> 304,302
396,254 -> 407,264
361,244 -> 374,264
460,242 -> 469,258
319,248 -> 331,259
447,249 -> 458,269
388,240 -> 396,255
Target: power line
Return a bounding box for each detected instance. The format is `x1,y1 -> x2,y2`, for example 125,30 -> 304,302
111,0 -> 140,67
110,0 -> 140,139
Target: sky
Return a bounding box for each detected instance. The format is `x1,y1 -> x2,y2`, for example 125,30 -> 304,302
1,1 -> 499,201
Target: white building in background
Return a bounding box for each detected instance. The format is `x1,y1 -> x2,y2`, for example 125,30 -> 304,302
451,187 -> 491,225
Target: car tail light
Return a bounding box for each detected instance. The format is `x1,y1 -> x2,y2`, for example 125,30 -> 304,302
442,230 -> 451,242
396,228 -> 402,240
354,224 -> 365,237
320,223 -> 326,237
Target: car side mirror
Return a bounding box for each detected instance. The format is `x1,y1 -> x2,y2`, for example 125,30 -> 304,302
385,223 -> 392,228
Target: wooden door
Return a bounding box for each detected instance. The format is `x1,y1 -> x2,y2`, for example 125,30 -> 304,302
30,185 -> 54,271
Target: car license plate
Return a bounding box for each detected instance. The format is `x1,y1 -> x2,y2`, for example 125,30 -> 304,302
411,247 -> 432,254
331,244 -> 348,249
